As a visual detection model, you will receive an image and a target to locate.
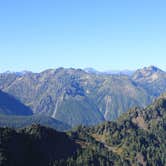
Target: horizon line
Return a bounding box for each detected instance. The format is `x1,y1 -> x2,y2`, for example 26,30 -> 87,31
0,65 -> 165,74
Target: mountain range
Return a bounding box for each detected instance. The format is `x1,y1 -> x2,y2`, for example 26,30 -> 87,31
0,66 -> 166,128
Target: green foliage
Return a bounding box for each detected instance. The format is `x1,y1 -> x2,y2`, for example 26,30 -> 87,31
0,125 -> 79,166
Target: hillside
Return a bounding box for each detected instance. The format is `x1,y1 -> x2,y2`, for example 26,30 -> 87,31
1,94 -> 166,165
64,93 -> 166,165
0,90 -> 32,116
78,93 -> 166,165
0,125 -> 79,166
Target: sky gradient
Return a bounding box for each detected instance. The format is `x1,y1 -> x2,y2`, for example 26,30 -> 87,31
0,0 -> 166,72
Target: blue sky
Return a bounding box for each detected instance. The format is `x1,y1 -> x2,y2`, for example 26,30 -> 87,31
0,0 -> 166,72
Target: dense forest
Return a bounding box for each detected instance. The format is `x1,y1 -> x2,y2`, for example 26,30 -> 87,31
1,94 -> 166,166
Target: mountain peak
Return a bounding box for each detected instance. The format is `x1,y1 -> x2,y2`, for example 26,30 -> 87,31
135,66 -> 163,74
144,65 -> 162,72
132,66 -> 164,82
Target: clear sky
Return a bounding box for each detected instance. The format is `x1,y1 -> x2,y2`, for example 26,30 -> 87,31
0,0 -> 166,72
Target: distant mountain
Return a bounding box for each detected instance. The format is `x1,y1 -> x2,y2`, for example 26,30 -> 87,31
132,65 -> 166,96
104,69 -> 135,76
84,68 -> 135,76
1,94 -> 166,165
132,66 -> 164,81
0,90 -> 32,116
0,70 -> 33,76
84,68 -> 101,74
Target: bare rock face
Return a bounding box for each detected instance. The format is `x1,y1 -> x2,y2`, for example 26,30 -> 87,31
132,66 -> 166,97
132,66 -> 164,82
